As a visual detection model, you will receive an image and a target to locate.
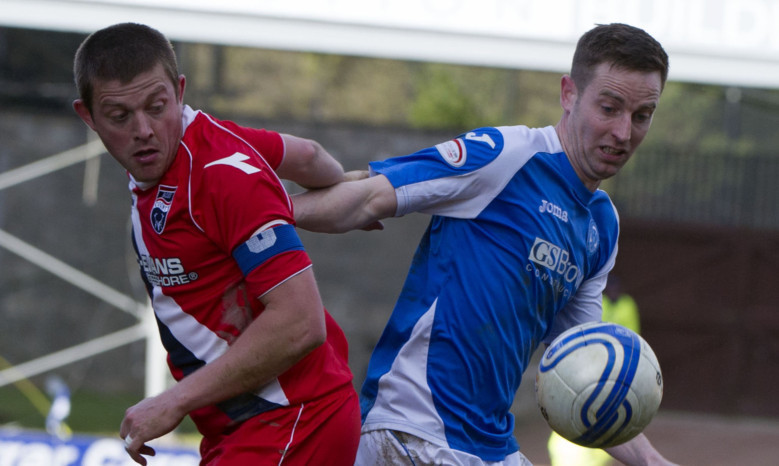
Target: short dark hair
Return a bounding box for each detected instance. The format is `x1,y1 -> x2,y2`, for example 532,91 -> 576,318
571,23 -> 669,91
73,23 -> 179,113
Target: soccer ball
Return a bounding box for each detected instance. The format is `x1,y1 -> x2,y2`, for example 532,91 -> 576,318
535,322 -> 663,448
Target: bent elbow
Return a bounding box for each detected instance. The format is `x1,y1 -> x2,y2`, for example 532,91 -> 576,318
296,311 -> 327,356
308,318 -> 328,350
296,140 -> 319,167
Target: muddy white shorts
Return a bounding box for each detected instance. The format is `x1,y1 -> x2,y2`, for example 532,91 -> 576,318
354,429 -> 533,466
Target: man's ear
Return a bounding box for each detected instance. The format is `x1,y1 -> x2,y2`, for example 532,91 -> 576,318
73,99 -> 96,130
177,74 -> 186,104
559,75 -> 578,113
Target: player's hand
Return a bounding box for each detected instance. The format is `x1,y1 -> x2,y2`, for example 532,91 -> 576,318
120,393 -> 186,465
343,170 -> 369,182
121,433 -> 156,465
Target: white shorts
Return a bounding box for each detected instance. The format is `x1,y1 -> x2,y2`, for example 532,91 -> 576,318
354,429 -> 533,466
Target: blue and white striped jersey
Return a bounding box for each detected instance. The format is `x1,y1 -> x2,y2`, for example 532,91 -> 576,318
360,125 -> 619,461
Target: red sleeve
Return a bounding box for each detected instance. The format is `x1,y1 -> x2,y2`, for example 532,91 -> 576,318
244,252 -> 312,298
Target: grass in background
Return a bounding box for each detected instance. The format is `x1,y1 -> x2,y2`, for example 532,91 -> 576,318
0,385 -> 197,436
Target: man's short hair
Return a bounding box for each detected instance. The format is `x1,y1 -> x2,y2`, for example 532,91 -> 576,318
571,23 -> 669,91
73,23 -> 179,113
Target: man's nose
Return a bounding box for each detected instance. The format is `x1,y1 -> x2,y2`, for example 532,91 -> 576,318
612,114 -> 632,143
133,113 -> 153,139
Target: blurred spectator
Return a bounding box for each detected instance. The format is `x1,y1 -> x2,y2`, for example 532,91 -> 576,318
45,375 -> 71,440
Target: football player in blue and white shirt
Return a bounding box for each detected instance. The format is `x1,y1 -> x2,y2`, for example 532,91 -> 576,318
294,23 -> 678,466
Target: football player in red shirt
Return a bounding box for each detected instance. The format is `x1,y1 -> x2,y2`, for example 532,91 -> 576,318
73,22 -> 359,466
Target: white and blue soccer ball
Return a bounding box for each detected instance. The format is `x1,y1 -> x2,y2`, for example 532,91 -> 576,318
535,321 -> 663,448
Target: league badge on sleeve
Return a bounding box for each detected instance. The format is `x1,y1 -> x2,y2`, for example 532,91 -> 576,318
151,185 -> 177,234
435,139 -> 467,167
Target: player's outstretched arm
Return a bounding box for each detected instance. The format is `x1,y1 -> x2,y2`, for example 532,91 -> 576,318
292,173 -> 397,233
276,134 -> 344,189
605,433 -> 679,466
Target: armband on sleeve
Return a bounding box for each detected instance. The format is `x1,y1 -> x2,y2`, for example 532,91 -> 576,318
232,223 -> 305,276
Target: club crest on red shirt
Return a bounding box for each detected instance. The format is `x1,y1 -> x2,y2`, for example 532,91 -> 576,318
151,185 -> 177,234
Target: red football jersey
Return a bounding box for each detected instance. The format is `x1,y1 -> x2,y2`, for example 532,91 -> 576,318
129,106 -> 352,437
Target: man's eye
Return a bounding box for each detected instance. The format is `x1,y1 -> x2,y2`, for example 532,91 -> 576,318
634,112 -> 652,123
149,103 -> 165,114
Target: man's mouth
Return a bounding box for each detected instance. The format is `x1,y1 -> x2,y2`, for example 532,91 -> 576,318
134,148 -> 158,161
600,146 -> 630,163
601,146 -> 625,156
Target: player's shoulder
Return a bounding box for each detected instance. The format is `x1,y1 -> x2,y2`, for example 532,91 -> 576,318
435,124 -> 557,167
182,115 -> 259,168
180,115 -> 284,206
187,110 -> 284,170
495,124 -> 562,154
182,111 -> 241,159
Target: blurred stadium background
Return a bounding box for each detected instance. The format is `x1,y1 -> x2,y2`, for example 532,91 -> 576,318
1,1 -> 779,464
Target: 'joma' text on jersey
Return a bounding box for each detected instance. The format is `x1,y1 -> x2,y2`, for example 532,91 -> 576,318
539,200 -> 569,222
